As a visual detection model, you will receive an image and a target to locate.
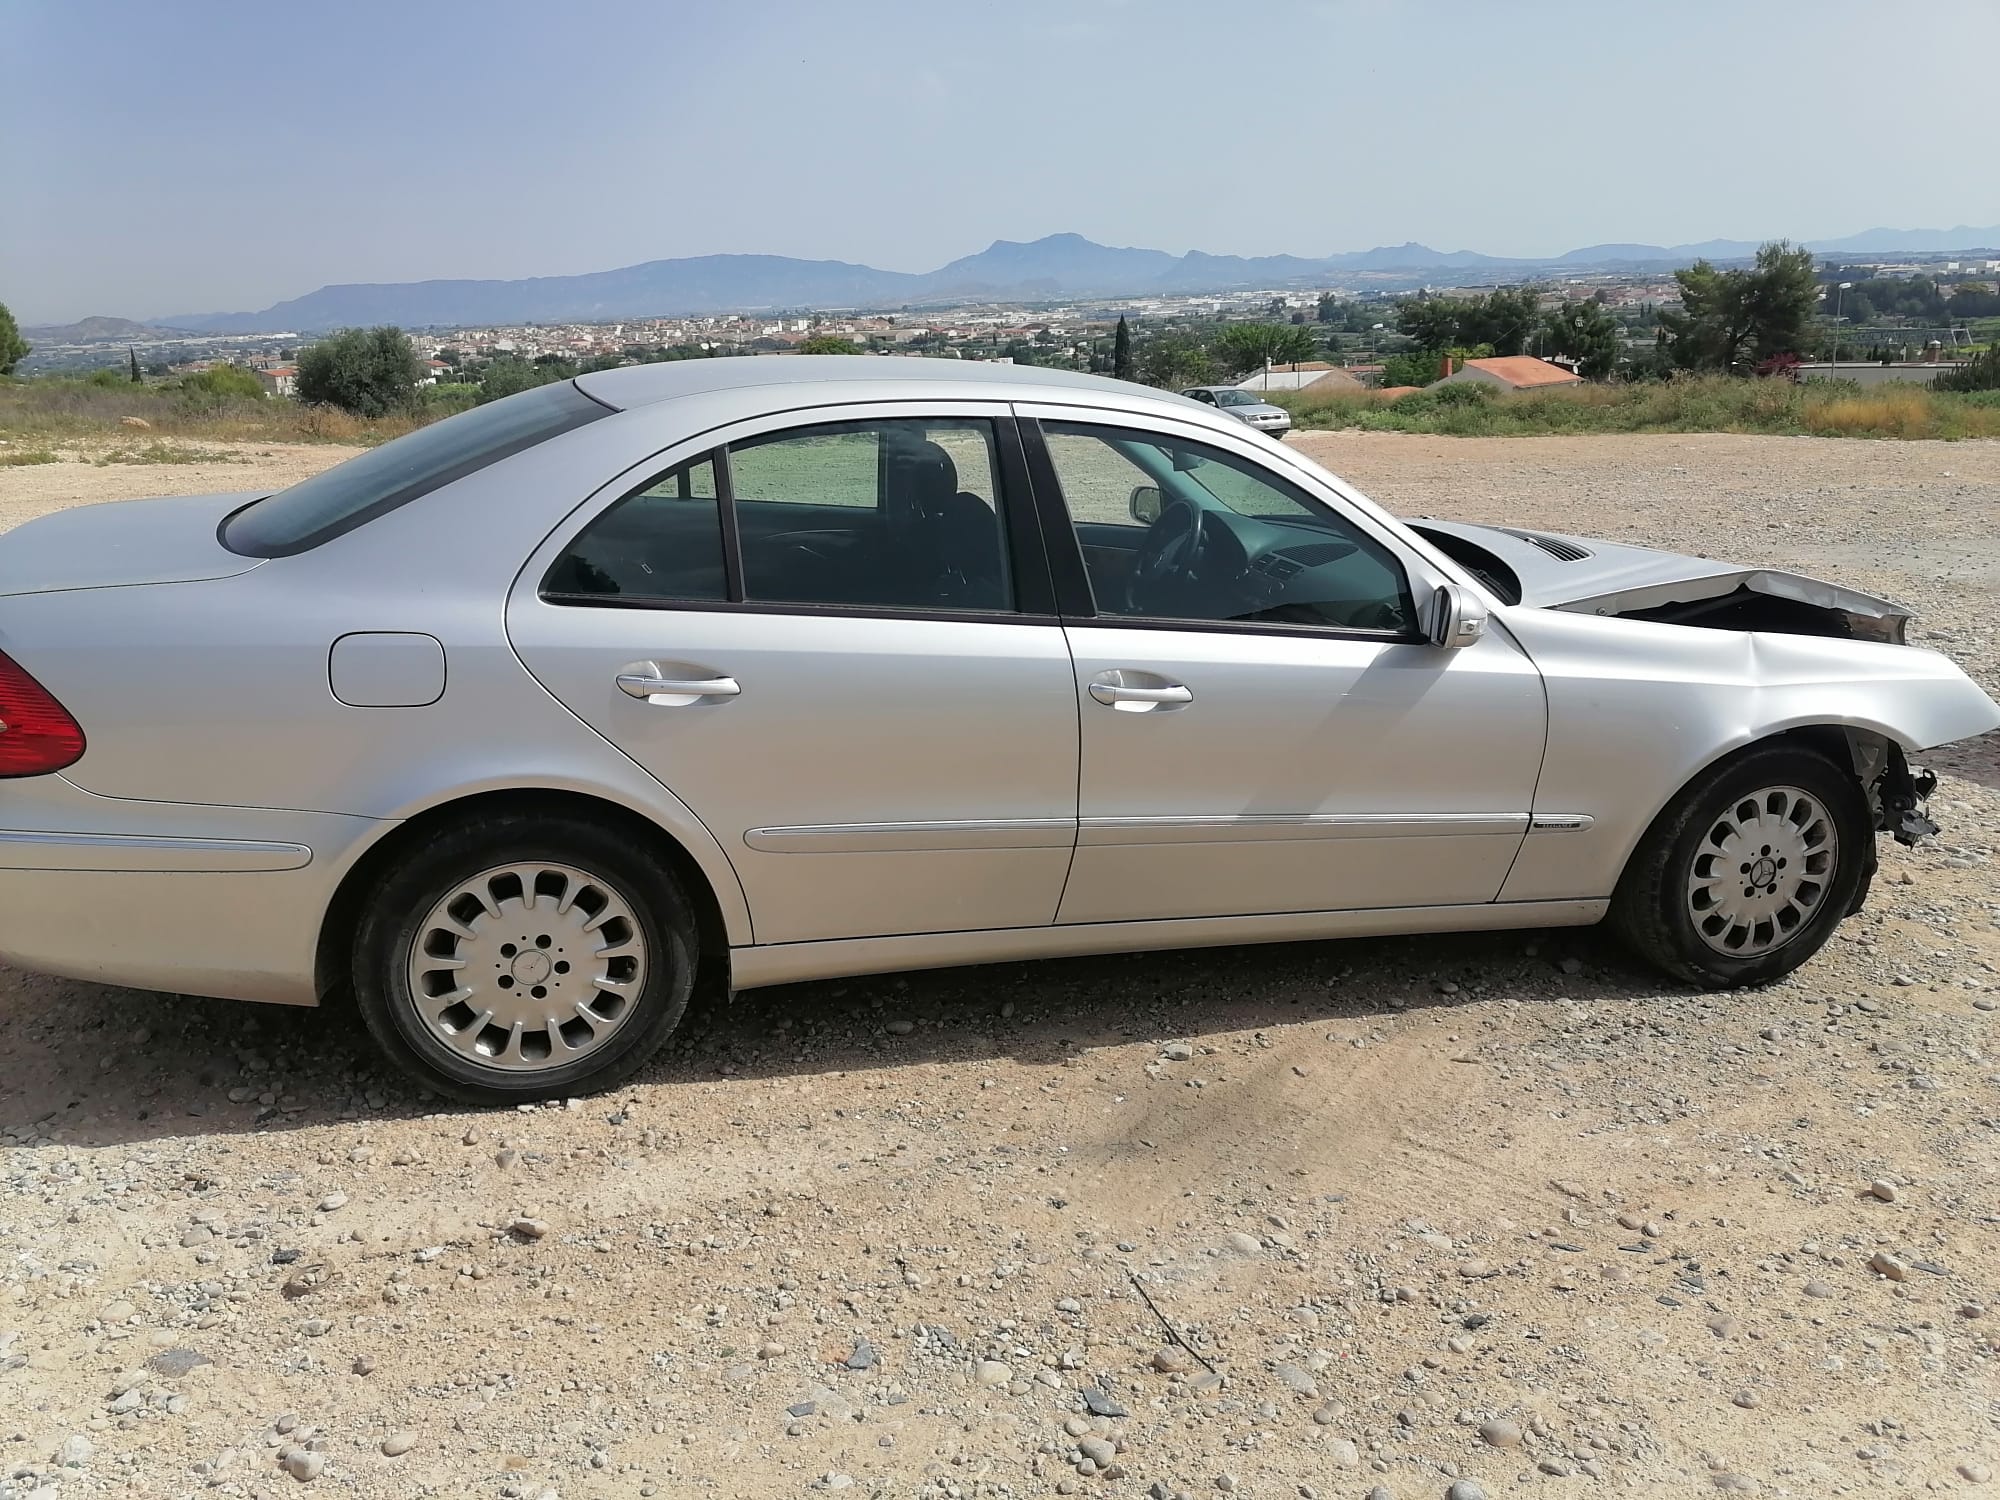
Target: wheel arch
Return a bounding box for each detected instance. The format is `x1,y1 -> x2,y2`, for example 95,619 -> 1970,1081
314,787 -> 737,1005
1612,723 -> 1883,897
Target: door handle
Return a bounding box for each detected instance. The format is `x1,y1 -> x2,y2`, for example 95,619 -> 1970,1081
1089,681 -> 1193,707
617,672 -> 741,702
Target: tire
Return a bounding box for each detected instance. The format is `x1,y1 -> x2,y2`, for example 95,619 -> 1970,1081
352,812 -> 697,1104
1610,742 -> 1871,989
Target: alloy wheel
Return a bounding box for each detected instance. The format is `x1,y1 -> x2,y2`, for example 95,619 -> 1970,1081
1685,785 -> 1838,957
405,862 -> 648,1072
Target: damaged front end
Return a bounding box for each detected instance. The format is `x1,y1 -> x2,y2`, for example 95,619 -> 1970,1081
1406,520 -> 1912,644
1872,743 -> 1940,847
1563,568 -> 1910,645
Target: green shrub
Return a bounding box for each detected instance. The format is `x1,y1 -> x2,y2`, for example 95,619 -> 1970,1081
1935,343 -> 2000,393
1267,371 -> 2000,440
1427,382 -> 1493,408
176,364 -> 266,402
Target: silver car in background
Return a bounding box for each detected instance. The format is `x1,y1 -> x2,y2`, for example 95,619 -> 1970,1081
2,357 -> 1994,1103
1179,384 -> 1293,437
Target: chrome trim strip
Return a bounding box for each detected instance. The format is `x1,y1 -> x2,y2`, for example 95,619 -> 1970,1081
1529,814 -> 1596,833
744,817 -> 1076,853
0,830 -> 313,873
730,898 -> 1609,990
1076,812 -> 1530,846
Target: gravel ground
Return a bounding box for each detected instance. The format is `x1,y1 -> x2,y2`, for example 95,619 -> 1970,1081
3,433 -> 1998,1500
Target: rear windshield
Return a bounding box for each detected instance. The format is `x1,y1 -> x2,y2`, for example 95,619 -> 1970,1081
220,381 -> 610,557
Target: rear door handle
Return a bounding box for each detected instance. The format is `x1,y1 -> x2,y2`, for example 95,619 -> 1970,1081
617,672 -> 741,704
1088,680 -> 1192,708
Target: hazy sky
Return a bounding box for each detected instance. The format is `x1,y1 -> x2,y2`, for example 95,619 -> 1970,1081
5,0 -> 1997,324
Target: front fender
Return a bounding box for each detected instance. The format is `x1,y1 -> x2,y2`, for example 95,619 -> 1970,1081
1495,609 -> 2000,903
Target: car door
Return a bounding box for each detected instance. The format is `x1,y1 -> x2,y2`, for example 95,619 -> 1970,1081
1016,404 -> 1547,926
506,403 -> 1079,946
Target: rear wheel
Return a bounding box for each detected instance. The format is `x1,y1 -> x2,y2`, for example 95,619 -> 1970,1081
352,813 -> 696,1103
1611,743 -> 1870,988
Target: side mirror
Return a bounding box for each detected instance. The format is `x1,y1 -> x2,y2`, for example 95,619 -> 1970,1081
1129,485 -> 1163,525
1426,583 -> 1488,649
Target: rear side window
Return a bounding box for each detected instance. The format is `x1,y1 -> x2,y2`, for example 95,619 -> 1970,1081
544,417 -> 1015,614
220,381 -> 610,557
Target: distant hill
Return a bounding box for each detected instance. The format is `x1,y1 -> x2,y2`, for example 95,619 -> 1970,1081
160,224 -> 2000,333
21,314 -> 171,343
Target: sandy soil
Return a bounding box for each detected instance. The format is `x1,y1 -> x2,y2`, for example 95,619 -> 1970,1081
2,434 -> 1997,1500
0,444 -> 362,534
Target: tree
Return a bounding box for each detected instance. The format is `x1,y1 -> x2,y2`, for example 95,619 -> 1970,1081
1315,292 -> 1343,324
1395,287 -> 1542,357
1541,300 -> 1622,379
1112,316 -> 1133,380
1380,350 -> 1453,388
128,346 -> 141,383
473,356 -> 552,403
1395,296 -> 1462,351
1214,322 -> 1317,376
1138,331 -> 1215,388
1467,286 -> 1541,356
1657,241 -> 1818,374
1947,281 -> 2000,318
798,334 -> 862,354
0,301 -> 28,375
295,326 -> 424,415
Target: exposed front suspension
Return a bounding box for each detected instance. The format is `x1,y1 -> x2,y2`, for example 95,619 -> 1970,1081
1877,744 -> 1940,847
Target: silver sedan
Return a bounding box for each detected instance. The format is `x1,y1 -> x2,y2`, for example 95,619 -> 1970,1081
2,358 -> 1993,1102
1180,384 -> 1293,436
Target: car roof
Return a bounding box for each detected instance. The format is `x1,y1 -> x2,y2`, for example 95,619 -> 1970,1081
576,354 -> 1193,414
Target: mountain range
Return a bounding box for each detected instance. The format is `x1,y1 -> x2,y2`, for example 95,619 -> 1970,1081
90,224 -> 2000,335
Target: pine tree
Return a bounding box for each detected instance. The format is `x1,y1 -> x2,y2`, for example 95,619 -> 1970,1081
129,346 -> 142,383
1113,316 -> 1133,381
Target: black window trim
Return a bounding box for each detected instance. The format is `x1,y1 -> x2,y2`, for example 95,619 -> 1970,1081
538,411 -> 1058,623
1017,415 -> 1429,646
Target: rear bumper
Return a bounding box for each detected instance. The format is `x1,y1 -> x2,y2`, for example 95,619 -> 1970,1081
0,777 -> 385,1006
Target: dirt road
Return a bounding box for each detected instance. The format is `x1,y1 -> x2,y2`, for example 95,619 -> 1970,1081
3,434 -> 1997,1499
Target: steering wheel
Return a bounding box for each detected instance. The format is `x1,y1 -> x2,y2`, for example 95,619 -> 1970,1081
1125,500 -> 1207,614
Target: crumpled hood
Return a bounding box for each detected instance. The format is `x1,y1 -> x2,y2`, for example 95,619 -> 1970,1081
1409,519 -> 1912,643
0,491 -> 268,597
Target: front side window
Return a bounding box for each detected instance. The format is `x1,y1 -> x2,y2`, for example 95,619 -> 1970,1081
1213,390 -> 1262,408
543,417 -> 1016,613
1041,420 -> 1413,633
223,381 -> 609,557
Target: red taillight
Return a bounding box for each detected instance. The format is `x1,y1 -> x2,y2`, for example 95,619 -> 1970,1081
0,649 -> 85,777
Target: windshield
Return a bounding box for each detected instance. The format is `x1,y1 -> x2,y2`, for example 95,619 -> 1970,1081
1213,390 -> 1264,408
220,381 -> 610,557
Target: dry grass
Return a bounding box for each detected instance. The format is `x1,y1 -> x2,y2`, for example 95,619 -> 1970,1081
92,441 -> 245,466
0,378 -> 438,448
0,447 -> 60,467
1274,373 -> 2000,439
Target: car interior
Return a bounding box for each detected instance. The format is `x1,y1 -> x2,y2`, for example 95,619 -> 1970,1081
543,417 -> 1409,633
543,422 -> 1012,612
1049,425 -> 1415,633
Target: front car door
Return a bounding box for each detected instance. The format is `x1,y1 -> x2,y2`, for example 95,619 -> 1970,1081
1016,403 -> 1547,925
507,402 -> 1079,945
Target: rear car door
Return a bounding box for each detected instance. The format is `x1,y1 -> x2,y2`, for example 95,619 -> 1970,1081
506,404 -> 1079,945
1017,404 -> 1547,925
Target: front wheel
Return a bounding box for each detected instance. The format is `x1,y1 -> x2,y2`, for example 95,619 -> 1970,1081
352,813 -> 697,1104
1611,743 -> 1871,988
